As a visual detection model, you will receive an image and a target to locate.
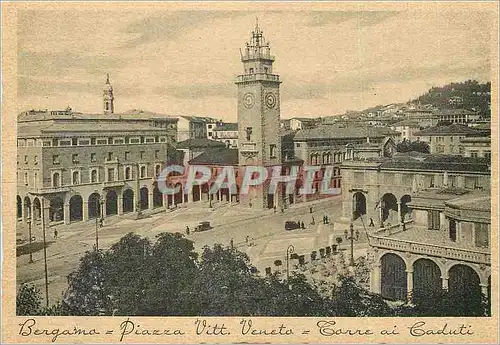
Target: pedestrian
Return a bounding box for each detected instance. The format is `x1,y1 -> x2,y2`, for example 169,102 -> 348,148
325,215 -> 329,224
273,205 -> 277,213
53,229 -> 58,239
322,215 -> 326,224
369,218 -> 375,227
310,206 -> 313,213
311,216 -> 315,225
99,218 -> 103,228
230,238 -> 234,249
186,226 -> 190,235
246,235 -> 249,245
301,221 -> 305,229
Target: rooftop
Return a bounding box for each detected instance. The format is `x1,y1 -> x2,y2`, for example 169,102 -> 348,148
177,138 -> 226,150
213,123 -> 238,131
391,119 -> 421,128
188,148 -> 239,165
294,125 -> 397,140
414,123 -> 485,136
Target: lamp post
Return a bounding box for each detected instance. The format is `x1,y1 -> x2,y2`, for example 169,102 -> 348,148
286,244 -> 295,286
344,223 -> 359,267
95,196 -> 104,251
27,217 -> 33,263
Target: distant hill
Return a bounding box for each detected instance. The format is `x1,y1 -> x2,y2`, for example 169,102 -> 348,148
413,80 -> 491,117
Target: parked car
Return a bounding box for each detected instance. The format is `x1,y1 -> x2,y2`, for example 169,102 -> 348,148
194,221 -> 212,232
284,221 -> 301,231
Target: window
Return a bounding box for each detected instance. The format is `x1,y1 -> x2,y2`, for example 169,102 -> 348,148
107,152 -> 113,161
96,138 -> 108,145
140,166 -> 146,178
270,144 -> 276,158
91,153 -> 96,162
33,172 -> 37,187
24,172 -> 28,185
113,138 -> 125,145
436,145 -> 445,153
72,154 -> 79,163
78,139 -> 90,146
42,140 -> 51,147
125,167 -> 131,180
264,67 -> 268,74
125,151 -> 130,160
475,223 -> 489,248
485,151 -> 491,159
155,165 -> 161,177
155,150 -> 160,159
91,169 -> 98,183
470,150 -> 478,158
52,172 -> 60,187
249,68 -> 254,74
24,155 -> 28,164
72,171 -> 80,185
140,151 -> 145,159
145,137 -> 155,143
107,168 -> 115,182
34,155 -> 38,165
427,210 -> 440,230
59,139 -> 71,146
130,138 -> 140,144
53,155 -> 60,165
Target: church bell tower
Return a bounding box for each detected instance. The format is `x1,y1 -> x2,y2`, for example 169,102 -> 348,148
103,74 -> 114,114
236,20 -> 282,208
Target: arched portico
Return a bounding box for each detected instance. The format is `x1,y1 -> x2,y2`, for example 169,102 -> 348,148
69,195 -> 83,222
353,192 -> 366,220
380,253 -> 407,301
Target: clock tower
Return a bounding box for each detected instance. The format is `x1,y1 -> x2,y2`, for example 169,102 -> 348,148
236,21 -> 282,208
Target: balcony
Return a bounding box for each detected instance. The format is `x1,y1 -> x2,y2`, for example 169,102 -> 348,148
369,221 -> 490,265
102,180 -> 125,188
28,186 -> 70,195
236,73 -> 280,83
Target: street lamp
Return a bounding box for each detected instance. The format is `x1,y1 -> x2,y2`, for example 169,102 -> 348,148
95,196 -> 104,251
286,244 -> 295,286
27,217 -> 33,263
344,223 -> 360,266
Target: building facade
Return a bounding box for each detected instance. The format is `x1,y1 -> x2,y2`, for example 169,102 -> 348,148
415,124 -> 488,155
339,153 -> 491,302
212,123 -> 239,148
17,78 -> 178,239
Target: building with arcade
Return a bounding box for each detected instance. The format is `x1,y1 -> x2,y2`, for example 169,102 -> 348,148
339,153 -> 491,303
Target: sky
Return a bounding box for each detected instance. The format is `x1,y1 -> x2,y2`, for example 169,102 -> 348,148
17,7 -> 495,121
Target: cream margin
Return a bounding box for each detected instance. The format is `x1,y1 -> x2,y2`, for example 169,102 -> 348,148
1,1 -> 499,344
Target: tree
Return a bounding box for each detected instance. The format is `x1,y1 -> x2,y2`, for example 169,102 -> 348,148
396,139 -> 429,154
63,232 -> 199,316
17,284 -> 42,316
330,275 -> 394,316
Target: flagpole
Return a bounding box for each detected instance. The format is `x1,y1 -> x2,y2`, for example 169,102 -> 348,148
41,197 -> 49,309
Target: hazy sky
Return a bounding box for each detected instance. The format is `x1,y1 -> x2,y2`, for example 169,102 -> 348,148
17,8 -> 494,121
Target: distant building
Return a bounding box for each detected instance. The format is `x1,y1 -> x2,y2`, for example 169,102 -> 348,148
176,116 -> 214,142
436,109 -> 481,124
414,124 -> 488,155
212,123 -> 239,148
176,138 -> 226,166
391,119 -> 422,142
289,117 -> 317,131
461,137 -> 491,159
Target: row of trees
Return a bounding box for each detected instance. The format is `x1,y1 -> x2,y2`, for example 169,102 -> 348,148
17,232 -> 490,317
396,139 -> 430,154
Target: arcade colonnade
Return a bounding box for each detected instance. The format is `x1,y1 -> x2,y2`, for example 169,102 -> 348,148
370,251 -> 491,302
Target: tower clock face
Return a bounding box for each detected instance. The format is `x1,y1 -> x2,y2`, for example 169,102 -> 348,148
265,92 -> 277,109
243,93 -> 255,109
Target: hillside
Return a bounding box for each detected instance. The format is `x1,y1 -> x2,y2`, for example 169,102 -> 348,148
413,80 -> 491,116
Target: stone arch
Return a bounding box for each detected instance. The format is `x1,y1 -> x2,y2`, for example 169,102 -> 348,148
49,196 -> 64,222
88,192 -> 102,219
381,193 -> 398,223
23,196 -> 32,219
17,195 -> 22,219
380,253 -> 407,300
353,192 -> 366,220
153,185 -> 163,208
412,258 -> 442,301
400,194 -> 412,221
69,195 -> 83,222
448,264 -> 481,295
139,186 -> 149,210
106,190 -> 118,216
122,189 -> 134,213
33,197 -> 41,221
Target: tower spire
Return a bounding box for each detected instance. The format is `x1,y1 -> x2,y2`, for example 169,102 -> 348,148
103,73 -> 114,114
